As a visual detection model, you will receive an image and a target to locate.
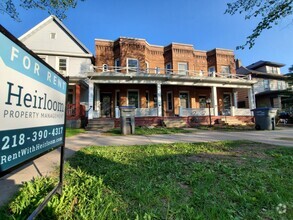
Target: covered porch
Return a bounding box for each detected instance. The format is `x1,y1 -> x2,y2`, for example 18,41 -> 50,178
85,66 -> 257,125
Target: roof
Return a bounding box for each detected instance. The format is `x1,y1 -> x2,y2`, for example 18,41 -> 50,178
19,15 -> 93,56
237,66 -> 287,80
247,60 -> 285,70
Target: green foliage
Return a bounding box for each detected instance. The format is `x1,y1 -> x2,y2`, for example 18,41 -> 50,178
65,128 -> 85,137
105,127 -> 193,136
1,141 -> 293,219
226,0 -> 293,49
0,0 -> 86,21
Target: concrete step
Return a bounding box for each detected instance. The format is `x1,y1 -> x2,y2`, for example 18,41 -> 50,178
86,118 -> 114,131
162,118 -> 187,128
220,117 -> 246,125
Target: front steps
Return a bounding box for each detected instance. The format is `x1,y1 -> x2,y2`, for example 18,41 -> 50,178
219,117 -> 247,126
162,117 -> 187,128
86,118 -> 115,131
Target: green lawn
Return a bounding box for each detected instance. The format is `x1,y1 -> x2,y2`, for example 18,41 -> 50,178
105,127 -> 193,135
65,128 -> 85,137
1,141 -> 293,219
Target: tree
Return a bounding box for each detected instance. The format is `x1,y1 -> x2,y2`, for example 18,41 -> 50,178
225,0 -> 293,49
289,65 -> 293,73
0,0 -> 85,21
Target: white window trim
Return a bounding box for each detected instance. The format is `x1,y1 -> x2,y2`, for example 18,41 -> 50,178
166,62 -> 172,74
179,91 -> 190,108
56,57 -> 69,76
145,61 -> 149,73
127,58 -> 139,74
127,89 -> 140,107
167,91 -> 173,111
178,62 -> 188,75
198,95 -> 207,108
264,79 -> 269,90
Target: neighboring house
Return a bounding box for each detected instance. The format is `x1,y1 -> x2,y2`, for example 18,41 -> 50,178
86,37 -> 257,127
236,60 -> 288,110
19,15 -> 94,128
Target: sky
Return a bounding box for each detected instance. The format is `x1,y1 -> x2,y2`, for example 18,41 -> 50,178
1,0 -> 293,73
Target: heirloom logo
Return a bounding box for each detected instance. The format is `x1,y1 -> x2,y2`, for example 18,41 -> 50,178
5,81 -> 64,112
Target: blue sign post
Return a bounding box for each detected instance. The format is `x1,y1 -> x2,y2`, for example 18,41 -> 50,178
0,24 -> 68,218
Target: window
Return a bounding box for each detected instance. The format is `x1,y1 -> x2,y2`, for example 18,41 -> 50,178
264,79 -> 269,90
58,58 -> 67,74
199,96 -> 206,108
221,66 -> 230,74
146,91 -> 149,108
127,58 -> 139,73
208,66 -> 215,73
145,61 -> 149,73
178,63 -> 188,75
179,92 -> 189,108
67,88 -> 74,104
167,91 -> 173,111
128,90 -> 139,108
50,33 -> 56,39
153,93 -> 157,108
166,63 -> 172,74
115,58 -> 120,72
102,64 -> 108,72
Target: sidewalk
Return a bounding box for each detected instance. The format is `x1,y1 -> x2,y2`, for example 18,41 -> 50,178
1,128 -> 292,206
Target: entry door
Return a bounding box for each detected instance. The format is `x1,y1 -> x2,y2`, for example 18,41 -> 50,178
223,93 -> 231,115
101,93 -> 112,117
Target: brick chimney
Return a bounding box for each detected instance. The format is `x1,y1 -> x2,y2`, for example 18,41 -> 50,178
235,59 -> 242,69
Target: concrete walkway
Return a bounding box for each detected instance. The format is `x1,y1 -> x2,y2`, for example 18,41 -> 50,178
1,127 -> 292,206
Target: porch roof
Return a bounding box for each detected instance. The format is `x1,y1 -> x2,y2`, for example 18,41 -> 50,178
86,71 -> 257,89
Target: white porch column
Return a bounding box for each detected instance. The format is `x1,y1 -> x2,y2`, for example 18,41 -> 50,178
233,89 -> 238,108
95,84 -> 101,117
157,83 -> 162,116
248,87 -> 256,109
88,81 -> 94,119
211,86 -> 218,116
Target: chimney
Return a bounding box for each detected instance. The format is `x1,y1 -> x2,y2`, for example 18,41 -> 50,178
235,59 -> 242,69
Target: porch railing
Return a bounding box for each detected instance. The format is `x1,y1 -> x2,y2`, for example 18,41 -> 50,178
135,108 -> 158,117
66,104 -> 86,119
231,107 -> 252,116
92,66 -> 251,80
179,107 -> 214,117
115,107 -> 158,118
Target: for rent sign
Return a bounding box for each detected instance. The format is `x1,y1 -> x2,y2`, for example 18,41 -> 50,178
0,26 -> 67,175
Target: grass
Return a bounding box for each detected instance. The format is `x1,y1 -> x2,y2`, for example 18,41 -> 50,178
196,124 -> 255,131
104,126 -> 193,135
65,128 -> 85,137
1,141 -> 293,219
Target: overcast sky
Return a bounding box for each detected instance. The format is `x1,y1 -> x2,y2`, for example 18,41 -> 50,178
1,0 -> 292,73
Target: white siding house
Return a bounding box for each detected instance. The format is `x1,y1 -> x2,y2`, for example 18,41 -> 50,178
19,15 -> 94,127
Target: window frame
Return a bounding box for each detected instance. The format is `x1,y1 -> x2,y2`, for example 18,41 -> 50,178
127,58 -> 139,73
127,90 -> 140,108
167,91 -> 173,111
178,62 -> 188,75
56,57 -> 68,75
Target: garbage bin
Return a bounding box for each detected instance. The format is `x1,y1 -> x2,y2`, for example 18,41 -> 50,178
251,107 -> 278,130
120,106 -> 136,135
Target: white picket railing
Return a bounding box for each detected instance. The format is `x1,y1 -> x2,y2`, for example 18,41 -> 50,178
92,65 -> 251,80
115,107 -> 158,118
179,107 -> 214,117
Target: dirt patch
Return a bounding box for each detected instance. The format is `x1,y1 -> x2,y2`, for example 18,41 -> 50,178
187,142 -> 275,164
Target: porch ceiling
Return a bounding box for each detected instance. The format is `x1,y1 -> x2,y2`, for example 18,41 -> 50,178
86,72 -> 256,89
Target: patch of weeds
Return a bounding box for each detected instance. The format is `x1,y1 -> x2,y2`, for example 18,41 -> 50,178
65,128 -> 85,137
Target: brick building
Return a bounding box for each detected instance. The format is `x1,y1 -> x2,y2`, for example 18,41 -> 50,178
86,37 -> 256,128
